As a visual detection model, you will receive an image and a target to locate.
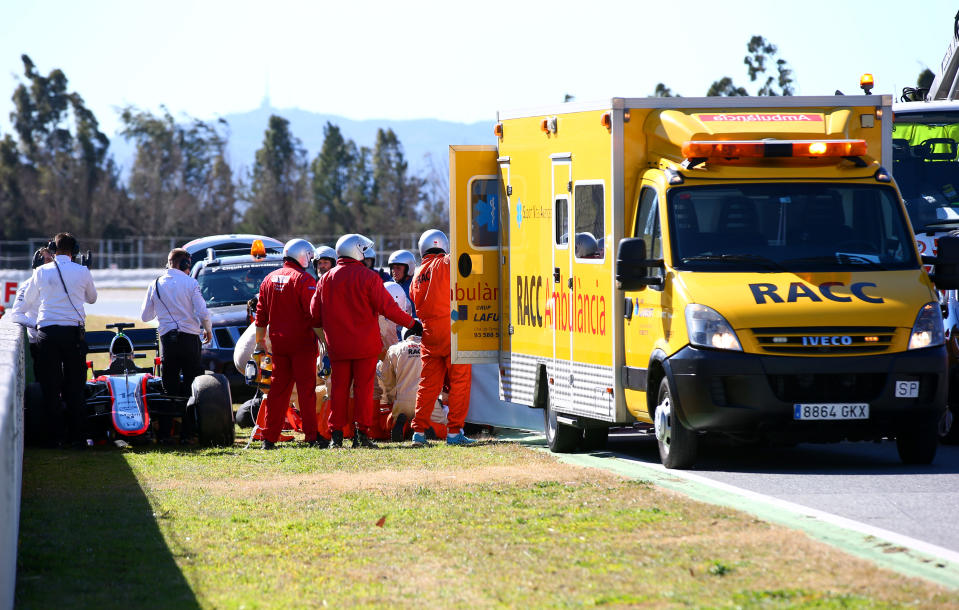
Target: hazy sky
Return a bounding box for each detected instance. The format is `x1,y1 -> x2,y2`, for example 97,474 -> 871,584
0,0 -> 954,137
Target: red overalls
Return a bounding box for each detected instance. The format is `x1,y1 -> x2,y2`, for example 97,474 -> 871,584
255,261 -> 319,443
310,258 -> 414,434
411,253 -> 472,435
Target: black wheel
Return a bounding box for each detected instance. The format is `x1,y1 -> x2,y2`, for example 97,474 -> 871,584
581,427 -> 608,451
190,373 -> 235,446
24,382 -> 44,446
544,394 -> 579,453
897,416 -> 938,464
938,406 -> 959,445
234,396 -> 260,429
654,377 -> 697,469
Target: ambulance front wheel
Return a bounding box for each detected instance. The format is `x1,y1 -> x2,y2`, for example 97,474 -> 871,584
654,377 -> 697,469
544,395 -> 579,453
938,406 -> 959,445
896,415 -> 938,465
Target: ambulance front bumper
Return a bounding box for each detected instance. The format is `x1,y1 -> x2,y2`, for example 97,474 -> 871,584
664,344 -> 947,442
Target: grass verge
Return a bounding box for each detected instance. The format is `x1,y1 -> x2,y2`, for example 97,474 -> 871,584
15,440 -> 959,608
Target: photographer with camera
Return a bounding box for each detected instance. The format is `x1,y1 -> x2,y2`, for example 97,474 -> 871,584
140,248 -> 212,445
18,233 -> 97,448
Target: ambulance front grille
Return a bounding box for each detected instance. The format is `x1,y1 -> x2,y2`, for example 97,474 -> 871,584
751,326 -> 896,355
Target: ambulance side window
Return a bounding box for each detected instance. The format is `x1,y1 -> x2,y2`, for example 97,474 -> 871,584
635,187 -> 663,282
470,178 -> 499,249
555,197 -> 569,247
573,183 -> 605,260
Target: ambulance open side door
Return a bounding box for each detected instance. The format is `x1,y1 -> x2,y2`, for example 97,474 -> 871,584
450,145 -> 501,364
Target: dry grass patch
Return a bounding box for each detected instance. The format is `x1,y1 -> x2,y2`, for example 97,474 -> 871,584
158,461 -> 613,496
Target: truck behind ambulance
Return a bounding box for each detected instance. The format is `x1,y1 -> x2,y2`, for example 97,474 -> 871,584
450,95 -> 959,468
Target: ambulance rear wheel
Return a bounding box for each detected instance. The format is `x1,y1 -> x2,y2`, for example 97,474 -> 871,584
654,377 -> 697,469
191,373 -> 235,447
545,396 -> 579,453
581,427 -> 608,451
896,416 -> 938,465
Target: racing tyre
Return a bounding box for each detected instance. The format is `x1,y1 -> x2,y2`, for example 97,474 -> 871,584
24,382 -> 44,446
937,406 -> 959,445
190,373 -> 235,447
654,377 -> 697,469
581,427 -> 608,451
235,397 -> 261,429
896,416 -> 938,465
544,394 -> 579,453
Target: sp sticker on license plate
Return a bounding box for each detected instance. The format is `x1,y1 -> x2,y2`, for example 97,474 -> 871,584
793,403 -> 869,420
895,380 -> 920,398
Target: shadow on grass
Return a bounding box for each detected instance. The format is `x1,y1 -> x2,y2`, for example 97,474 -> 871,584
15,448 -> 199,609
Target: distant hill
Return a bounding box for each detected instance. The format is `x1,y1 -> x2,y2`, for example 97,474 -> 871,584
109,101 -> 496,179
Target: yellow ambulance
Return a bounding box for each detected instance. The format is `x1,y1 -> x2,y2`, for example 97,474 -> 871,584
450,95 -> 959,469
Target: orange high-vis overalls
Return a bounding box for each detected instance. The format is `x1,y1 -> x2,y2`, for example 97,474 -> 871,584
411,253 -> 471,435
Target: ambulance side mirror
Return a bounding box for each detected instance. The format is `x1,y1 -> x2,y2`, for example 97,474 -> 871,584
616,238 -> 663,291
931,235 -> 959,290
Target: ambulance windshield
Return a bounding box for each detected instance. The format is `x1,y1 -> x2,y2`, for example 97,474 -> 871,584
892,110 -> 959,234
668,184 -> 917,272
197,262 -> 278,306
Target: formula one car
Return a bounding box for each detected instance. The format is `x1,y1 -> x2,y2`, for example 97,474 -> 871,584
24,322 -> 235,447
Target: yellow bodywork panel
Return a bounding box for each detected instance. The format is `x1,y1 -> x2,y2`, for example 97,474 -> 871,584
449,145 -> 500,364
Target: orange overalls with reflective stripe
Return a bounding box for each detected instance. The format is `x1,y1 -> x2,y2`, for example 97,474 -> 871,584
411,253 -> 471,435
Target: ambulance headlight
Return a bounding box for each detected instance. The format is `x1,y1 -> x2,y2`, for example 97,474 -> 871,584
908,302 -> 944,350
685,304 -> 742,351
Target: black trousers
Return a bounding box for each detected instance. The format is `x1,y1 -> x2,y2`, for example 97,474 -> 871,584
37,325 -> 87,445
159,331 -> 203,438
29,342 -> 42,381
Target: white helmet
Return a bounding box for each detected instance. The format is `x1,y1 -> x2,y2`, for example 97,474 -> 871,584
574,232 -> 599,259
383,281 -> 412,315
387,250 -> 416,272
314,245 -> 336,262
336,234 -> 374,261
418,229 -> 450,257
283,238 -> 315,269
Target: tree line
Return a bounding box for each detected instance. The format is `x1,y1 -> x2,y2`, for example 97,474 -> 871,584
0,54 -> 446,242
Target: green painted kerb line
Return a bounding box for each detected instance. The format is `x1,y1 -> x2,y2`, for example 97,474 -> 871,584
545,448 -> 959,591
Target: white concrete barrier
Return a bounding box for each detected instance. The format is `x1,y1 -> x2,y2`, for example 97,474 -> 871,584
0,317 -> 24,609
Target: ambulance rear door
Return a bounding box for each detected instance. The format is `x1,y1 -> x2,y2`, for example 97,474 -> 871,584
450,145 -> 501,363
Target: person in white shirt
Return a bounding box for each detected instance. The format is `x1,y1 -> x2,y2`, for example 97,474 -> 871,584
18,233 -> 97,448
140,247 -> 212,444
10,247 -> 55,379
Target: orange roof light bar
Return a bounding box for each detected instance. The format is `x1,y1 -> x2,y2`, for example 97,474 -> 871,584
860,73 -> 874,94
682,139 -> 867,160
251,239 -> 267,259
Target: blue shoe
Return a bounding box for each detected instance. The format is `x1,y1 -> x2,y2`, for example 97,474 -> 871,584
411,432 -> 428,447
446,432 -> 476,446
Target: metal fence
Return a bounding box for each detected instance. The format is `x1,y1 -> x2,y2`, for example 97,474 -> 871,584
0,234 -> 423,270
